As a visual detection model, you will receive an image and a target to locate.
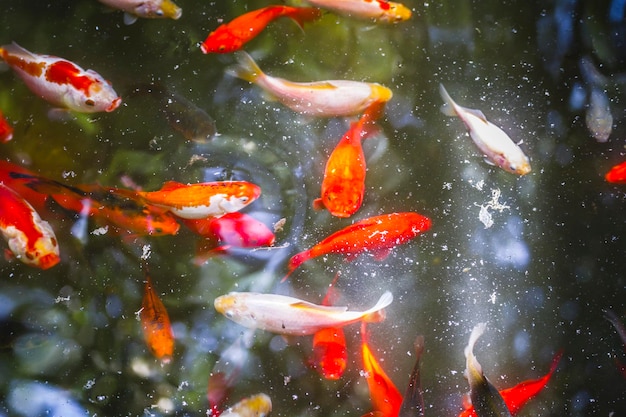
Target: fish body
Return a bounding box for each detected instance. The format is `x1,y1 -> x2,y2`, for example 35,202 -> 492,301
439,84 -> 530,175
229,51 -> 392,117
463,323 -> 512,417
137,180 -> 261,220
183,212 -> 275,247
0,183 -> 60,269
285,212 -> 431,280
399,335 -> 425,417
585,88 -> 612,142
314,111 -> 377,217
0,110 -> 13,143
214,290 -> 393,335
361,324 -> 403,417
220,394 -> 272,417
141,275 -> 174,363
0,42 -> 121,113
605,161 -> 626,183
201,6 -> 322,54
306,0 -> 411,23
0,162 -> 49,211
98,0 -> 181,24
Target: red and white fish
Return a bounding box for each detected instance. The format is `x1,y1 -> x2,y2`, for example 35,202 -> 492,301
201,6 -> 322,54
284,212 -> 431,281
214,290 -> 392,335
0,183 -> 60,269
137,180 -> 261,220
605,160 -> 626,184
305,0 -> 411,23
228,51 -> 392,118
314,109 -> 378,217
0,161 -> 50,212
439,84 -> 531,175
140,274 -> 175,363
0,42 -> 121,113
98,0 -> 182,25
0,110 -> 13,143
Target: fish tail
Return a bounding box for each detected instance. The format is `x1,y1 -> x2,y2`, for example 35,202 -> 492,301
281,250 -> 311,282
287,7 -> 323,29
362,291 -> 393,322
438,83 -> 457,117
227,51 -> 264,84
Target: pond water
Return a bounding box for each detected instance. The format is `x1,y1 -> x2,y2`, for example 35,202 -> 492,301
1,0 -> 626,416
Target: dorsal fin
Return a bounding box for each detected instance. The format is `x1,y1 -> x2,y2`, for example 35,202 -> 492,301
158,181 -> 186,192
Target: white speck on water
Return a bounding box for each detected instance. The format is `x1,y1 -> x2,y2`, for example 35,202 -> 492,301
476,188 -> 510,228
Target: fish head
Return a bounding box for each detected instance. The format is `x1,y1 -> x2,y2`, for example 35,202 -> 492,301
379,2 -> 412,23
135,0 -> 182,20
217,182 -> 261,214
214,293 -> 248,322
506,155 -> 531,176
200,29 -> 241,54
65,71 -> 121,113
321,184 -> 363,218
4,223 -> 60,270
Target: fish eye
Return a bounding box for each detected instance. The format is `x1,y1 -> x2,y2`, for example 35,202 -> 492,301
240,196 -> 249,203
85,99 -> 95,107
156,10 -> 164,16
218,45 -> 226,52
510,164 -> 517,171
25,252 -> 35,260
225,311 -> 233,319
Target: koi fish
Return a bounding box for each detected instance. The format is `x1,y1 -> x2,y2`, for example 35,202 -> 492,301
0,110 -> 13,143
201,6 -> 322,54
399,335 -> 425,417
459,350 -> 563,417
0,42 -> 121,113
214,290 -> 392,335
0,183 -> 60,269
284,212 -> 431,281
361,323 -> 403,417
228,51 -> 393,118
137,180 -> 261,220
98,0 -> 182,25
579,56 -> 612,142
605,161 -> 626,184
603,309 -> 626,378
219,394 -> 272,417
439,84 -> 531,175
0,161 -> 49,212
313,110 -> 378,217
305,0 -> 411,23
13,172 -> 180,236
140,274 -> 174,363
463,323 -> 512,417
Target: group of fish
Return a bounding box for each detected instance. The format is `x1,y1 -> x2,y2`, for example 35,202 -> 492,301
0,1 -> 577,416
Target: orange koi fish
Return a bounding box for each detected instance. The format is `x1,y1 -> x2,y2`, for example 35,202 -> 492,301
399,335 -> 425,417
0,42 -> 121,113
0,110 -> 13,143
605,160 -> 626,184
0,183 -> 60,269
0,161 -> 49,212
228,51 -> 392,118
137,180 -> 261,220
361,323 -> 403,417
214,290 -> 392,335
305,0 -> 411,23
141,274 -> 174,363
98,0 -> 182,25
13,172 -> 180,236
459,349 -> 562,417
201,6 -> 322,54
284,212 -> 431,281
313,110 -> 378,217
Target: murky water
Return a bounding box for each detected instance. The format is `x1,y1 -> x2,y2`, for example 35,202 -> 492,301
1,0 -> 626,416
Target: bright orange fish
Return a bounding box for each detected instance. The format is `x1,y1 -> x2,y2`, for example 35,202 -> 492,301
137,180 -> 261,220
0,161 -> 50,212
605,160 -> 626,183
0,110 -> 13,143
284,212 -> 431,281
200,5 -> 322,54
361,323 -> 403,417
0,183 -> 60,269
141,274 -> 174,363
313,110 -> 378,217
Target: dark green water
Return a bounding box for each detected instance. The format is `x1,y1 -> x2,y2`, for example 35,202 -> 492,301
1,0 -> 626,416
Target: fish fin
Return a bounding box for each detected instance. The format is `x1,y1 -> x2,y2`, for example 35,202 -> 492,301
2,42 -> 38,61
465,108 -> 488,123
288,7 -> 323,30
362,291 -> 393,322
312,198 -> 325,211
227,51 -> 264,84
47,108 -> 75,122
483,157 -> 496,166
159,181 -> 187,191
289,302 -> 348,313
372,247 -> 392,261
123,12 -> 138,25
438,83 -> 457,116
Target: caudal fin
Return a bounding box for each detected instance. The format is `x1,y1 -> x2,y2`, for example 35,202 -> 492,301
362,291 -> 393,322
287,7 -> 323,29
227,51 -> 264,84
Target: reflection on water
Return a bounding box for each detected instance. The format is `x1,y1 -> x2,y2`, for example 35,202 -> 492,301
1,0 -> 626,416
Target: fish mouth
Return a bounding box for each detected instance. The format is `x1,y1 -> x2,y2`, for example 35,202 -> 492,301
36,253 -> 61,270
107,97 -> 122,112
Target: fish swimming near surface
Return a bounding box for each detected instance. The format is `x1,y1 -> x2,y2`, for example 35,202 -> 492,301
0,42 -> 121,113
0,110 -> 13,143
605,161 -> 626,184
579,56 -> 613,143
0,183 -> 60,270
439,84 -> 531,175
313,109 -> 379,217
284,212 -> 431,281
219,393 -> 272,417
0,161 -> 50,212
214,290 -> 393,335
305,0 -> 411,23
201,6 -> 322,54
140,273 -> 175,363
228,51 -> 392,118
399,335 -> 426,417
136,180 -> 261,220
98,0 -> 182,25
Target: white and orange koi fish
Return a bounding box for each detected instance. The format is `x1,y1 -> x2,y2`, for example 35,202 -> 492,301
0,42 -> 121,113
214,291 -> 393,335
228,51 -> 392,118
439,84 -> 531,175
0,183 -> 60,270
98,0 -> 182,25
306,0 -> 411,23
